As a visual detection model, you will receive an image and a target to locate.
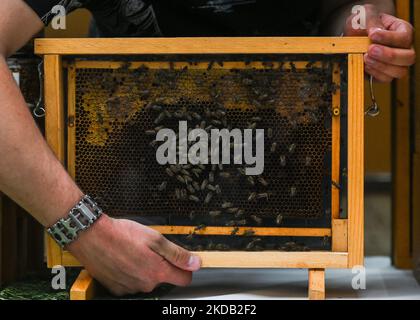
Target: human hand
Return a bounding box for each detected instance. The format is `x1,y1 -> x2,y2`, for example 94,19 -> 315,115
344,4 -> 415,82
67,214 -> 201,296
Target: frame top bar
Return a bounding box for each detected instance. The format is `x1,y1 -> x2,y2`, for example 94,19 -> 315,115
35,37 -> 370,55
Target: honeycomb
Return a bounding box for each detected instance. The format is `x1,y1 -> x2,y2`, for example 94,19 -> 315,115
71,55 -> 346,231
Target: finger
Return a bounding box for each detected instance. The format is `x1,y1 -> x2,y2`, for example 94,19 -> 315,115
364,54 -> 408,79
369,20 -> 413,49
381,13 -> 414,33
149,234 -> 201,271
365,64 -> 393,83
158,260 -> 193,287
368,44 -> 416,67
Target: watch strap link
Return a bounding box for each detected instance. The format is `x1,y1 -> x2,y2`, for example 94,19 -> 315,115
47,195 -> 103,248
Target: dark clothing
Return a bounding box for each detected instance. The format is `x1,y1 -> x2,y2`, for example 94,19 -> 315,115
23,0 -> 322,37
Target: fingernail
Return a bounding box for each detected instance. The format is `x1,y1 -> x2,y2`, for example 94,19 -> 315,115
370,46 -> 382,58
188,255 -> 201,270
365,55 -> 375,66
370,33 -> 381,42
370,27 -> 383,33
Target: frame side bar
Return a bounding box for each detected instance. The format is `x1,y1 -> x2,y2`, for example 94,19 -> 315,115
44,55 -> 65,267
347,54 -> 365,267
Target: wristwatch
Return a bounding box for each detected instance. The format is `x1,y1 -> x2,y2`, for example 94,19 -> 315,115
47,195 -> 103,248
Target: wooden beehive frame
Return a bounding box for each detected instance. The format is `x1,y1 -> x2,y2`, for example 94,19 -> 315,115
35,37 -> 368,299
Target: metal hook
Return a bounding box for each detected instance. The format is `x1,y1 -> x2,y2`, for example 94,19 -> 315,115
33,60 -> 45,118
365,75 -> 380,117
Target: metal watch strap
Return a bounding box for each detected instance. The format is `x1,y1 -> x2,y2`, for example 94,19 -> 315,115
47,195 -> 103,248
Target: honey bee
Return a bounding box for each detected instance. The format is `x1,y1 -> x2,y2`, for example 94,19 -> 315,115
184,175 -> 193,183
158,181 -> 167,192
206,184 -> 216,192
176,175 -> 186,184
247,176 -> 255,186
257,193 -> 269,200
237,168 -> 246,175
219,172 -> 231,179
258,177 -> 269,187
331,180 -> 341,190
288,143 -> 296,154
231,227 -> 240,235
180,169 -> 190,176
270,142 -> 277,153
235,209 -> 245,218
201,179 -> 209,190
192,181 -> 201,192
187,184 -> 196,194
215,243 -> 229,251
248,122 -> 257,129
189,195 -> 200,203
243,229 -> 255,236
276,214 -> 283,225
245,238 -> 262,250
154,112 -> 166,124
235,219 -> 247,226
207,241 -> 215,250
248,192 -> 257,201
207,61 -> 215,71
166,167 -> 175,177
279,155 -> 287,167
250,215 -> 262,225
192,168 -> 202,178
267,128 -> 273,139
204,192 -> 213,204
323,236 -> 330,247
194,224 -> 206,231
290,186 -> 297,197
222,202 -> 234,209
225,220 -> 236,227
170,165 -> 181,173
145,130 -> 156,136
209,210 -> 221,218
191,112 -> 201,121
227,207 -> 239,214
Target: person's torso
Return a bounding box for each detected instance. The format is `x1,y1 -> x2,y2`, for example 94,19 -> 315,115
79,0 -> 321,37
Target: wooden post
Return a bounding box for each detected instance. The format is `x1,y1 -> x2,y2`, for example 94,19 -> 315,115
392,0 -> 413,269
308,269 -> 325,300
70,270 -> 96,300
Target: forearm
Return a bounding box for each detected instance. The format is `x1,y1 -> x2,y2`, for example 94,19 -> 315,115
322,0 -> 395,35
0,55 -> 82,227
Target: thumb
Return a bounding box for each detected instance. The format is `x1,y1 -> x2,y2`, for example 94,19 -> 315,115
150,235 -> 201,271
